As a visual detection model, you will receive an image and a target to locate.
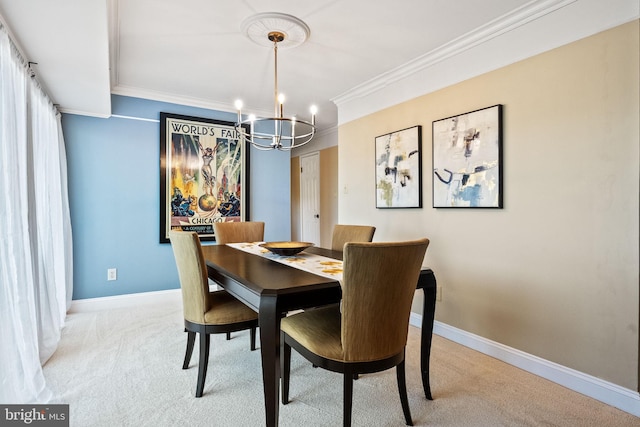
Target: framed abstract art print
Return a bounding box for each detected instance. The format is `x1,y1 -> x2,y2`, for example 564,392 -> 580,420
432,105 -> 503,208
375,125 -> 422,208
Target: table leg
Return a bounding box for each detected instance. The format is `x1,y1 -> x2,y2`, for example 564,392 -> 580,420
259,295 -> 280,427
421,283 -> 437,400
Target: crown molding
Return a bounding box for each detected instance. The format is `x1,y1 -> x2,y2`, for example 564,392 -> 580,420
110,84 -> 274,118
332,0 -> 577,107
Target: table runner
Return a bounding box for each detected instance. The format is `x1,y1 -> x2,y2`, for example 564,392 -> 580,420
226,242 -> 343,281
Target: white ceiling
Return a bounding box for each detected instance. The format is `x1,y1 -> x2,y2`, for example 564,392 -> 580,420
0,0 -> 637,131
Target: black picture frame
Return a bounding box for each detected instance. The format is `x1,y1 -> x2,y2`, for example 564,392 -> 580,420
375,125 -> 423,208
159,112 -> 250,243
432,104 -> 503,208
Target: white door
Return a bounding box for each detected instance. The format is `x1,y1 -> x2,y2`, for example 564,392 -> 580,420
300,152 -> 320,245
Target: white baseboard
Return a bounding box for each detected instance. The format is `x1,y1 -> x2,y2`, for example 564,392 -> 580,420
69,288 -> 181,313
409,313 -> 639,417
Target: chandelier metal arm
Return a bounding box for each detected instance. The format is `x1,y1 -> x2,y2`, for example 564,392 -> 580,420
235,116 -> 316,151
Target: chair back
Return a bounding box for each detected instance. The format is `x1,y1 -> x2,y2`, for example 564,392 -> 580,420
341,238 -> 429,361
331,224 -> 376,251
213,221 -> 265,244
169,231 -> 211,324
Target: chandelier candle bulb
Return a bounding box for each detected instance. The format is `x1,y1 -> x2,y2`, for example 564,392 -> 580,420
234,99 -> 243,125
310,105 -> 317,125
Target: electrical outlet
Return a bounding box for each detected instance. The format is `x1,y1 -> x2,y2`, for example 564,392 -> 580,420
436,286 -> 442,301
107,268 -> 117,281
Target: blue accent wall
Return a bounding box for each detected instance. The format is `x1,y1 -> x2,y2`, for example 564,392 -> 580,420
63,95 -> 290,300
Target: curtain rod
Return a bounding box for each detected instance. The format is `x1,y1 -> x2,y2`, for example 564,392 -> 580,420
0,17 -> 59,113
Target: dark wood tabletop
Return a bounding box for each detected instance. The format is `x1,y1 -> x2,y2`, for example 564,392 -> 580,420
201,243 -> 437,427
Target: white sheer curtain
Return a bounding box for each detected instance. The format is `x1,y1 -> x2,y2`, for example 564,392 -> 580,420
0,24 -> 73,403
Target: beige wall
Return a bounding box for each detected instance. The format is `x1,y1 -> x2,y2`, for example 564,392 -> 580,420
319,146 -> 339,247
338,21 -> 639,390
290,146 -> 339,247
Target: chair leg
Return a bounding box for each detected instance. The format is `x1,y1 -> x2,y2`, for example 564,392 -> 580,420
343,369 -> 354,427
195,332 -> 210,398
396,360 -> 413,426
226,332 -> 231,340
281,337 -> 291,404
250,327 -> 257,351
183,331 -> 196,369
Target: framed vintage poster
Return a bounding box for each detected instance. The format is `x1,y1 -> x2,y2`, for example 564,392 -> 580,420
432,104 -> 503,208
160,113 -> 250,243
375,125 -> 422,208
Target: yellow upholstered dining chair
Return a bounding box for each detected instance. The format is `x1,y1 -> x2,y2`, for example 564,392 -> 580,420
280,238 -> 430,427
213,221 -> 265,341
213,221 -> 265,244
169,230 -> 259,398
331,224 -> 376,251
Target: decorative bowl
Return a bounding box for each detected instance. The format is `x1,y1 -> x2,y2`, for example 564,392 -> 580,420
259,241 -> 314,256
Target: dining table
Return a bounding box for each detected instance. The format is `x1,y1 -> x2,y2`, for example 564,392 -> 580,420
201,243 -> 437,427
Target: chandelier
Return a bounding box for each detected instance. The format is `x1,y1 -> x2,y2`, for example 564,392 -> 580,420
234,13 -> 317,151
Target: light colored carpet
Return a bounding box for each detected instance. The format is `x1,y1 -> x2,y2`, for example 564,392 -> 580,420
43,294 -> 638,426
